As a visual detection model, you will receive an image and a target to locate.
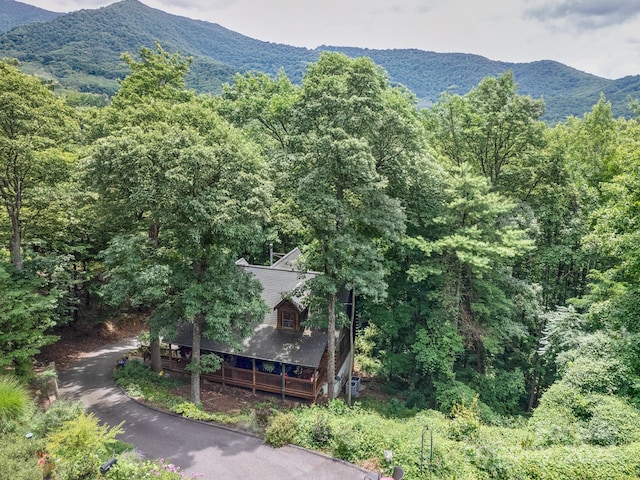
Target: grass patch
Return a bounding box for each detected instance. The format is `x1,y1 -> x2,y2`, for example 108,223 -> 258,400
113,360 -> 252,428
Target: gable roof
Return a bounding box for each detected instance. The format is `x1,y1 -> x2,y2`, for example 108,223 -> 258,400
171,248 -> 326,367
236,249 -> 318,327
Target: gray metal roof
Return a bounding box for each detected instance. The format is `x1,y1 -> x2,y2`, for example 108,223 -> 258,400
170,249 -> 327,367
236,252 -> 318,327
172,322 -> 327,368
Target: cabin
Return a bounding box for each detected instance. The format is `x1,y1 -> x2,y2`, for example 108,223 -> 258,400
164,248 -> 353,401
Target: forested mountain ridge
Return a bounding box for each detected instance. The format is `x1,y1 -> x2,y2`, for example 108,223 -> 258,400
0,0 -> 61,34
2,0 -> 639,121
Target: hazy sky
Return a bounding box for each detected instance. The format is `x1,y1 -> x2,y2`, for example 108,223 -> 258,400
19,0 -> 640,79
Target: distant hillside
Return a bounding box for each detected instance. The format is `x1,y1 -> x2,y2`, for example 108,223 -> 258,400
1,0 -> 639,122
315,47 -> 635,121
0,0 -> 62,34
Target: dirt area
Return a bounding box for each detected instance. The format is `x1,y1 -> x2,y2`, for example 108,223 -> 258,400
36,315 -> 147,371
171,376 -> 304,416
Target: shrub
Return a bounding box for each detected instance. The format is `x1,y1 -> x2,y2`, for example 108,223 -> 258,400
264,412 -> 298,447
331,424 -> 361,461
0,434 -> 44,480
561,355 -> 628,395
114,358 -> 184,403
434,380 -> 478,413
171,401 -> 240,426
530,380 -> 640,447
448,396 -> 481,442
106,454 -> 202,480
46,412 -> 124,480
327,399 -> 349,416
583,394 -> 640,446
173,402 -> 216,421
113,358 -> 155,386
515,442 -> 640,479
528,403 -> 581,447
0,376 -> 32,433
29,400 -> 83,438
463,443 -> 514,480
310,413 -> 332,447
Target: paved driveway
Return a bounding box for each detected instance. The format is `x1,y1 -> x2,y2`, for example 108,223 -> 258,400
58,339 -> 368,480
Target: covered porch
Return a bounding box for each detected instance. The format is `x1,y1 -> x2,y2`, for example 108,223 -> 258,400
164,322 -> 337,401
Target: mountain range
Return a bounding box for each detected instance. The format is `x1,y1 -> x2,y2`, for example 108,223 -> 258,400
2,0 -> 639,122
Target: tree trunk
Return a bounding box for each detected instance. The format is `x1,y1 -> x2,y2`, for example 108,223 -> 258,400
148,221 -> 162,372
347,288 -> 355,407
527,368 -> 539,413
327,292 -> 336,401
149,336 -> 162,373
190,314 -> 203,405
10,212 -> 22,271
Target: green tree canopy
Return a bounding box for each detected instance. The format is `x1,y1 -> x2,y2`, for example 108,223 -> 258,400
0,60 -> 77,270
289,53 -> 408,399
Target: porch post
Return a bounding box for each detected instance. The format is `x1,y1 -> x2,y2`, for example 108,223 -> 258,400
281,363 -> 286,400
252,358 -> 256,394
313,371 -> 319,404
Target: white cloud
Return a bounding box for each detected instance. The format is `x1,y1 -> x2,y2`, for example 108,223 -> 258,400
524,0 -> 640,29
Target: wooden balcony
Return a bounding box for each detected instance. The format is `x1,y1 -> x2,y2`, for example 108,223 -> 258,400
162,354 -> 325,401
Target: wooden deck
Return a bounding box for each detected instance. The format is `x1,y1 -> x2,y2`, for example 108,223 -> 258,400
162,353 -> 325,401
156,331 -> 352,402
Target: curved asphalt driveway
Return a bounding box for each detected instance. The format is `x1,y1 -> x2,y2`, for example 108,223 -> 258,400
58,339 -> 368,480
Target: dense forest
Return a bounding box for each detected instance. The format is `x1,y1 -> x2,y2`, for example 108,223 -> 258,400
3,42 -> 640,478
3,0 -> 640,122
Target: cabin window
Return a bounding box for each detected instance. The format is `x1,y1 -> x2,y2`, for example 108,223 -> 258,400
278,307 -> 299,330
282,311 -> 295,328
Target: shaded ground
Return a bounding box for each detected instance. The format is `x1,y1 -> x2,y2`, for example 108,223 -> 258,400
36,317 -> 310,415
36,316 -> 147,371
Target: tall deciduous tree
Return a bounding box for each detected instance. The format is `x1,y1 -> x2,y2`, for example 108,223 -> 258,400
153,109 -> 271,404
0,60 -> 77,270
580,113 -> 640,331
91,93 -> 272,404
425,71 -> 545,190
219,71 -> 303,250
291,53 -> 406,399
87,45 -> 195,371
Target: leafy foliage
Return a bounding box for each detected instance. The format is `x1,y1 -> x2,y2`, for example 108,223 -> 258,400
29,400 -> 84,439
264,412 -> 299,447
46,412 -> 123,480
0,376 -> 31,433
0,263 -> 58,373
0,433 -> 43,480
106,455 -> 202,480
3,29 -> 640,475
0,60 -> 78,270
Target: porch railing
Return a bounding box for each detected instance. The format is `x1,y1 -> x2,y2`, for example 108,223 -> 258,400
163,357 -> 323,401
